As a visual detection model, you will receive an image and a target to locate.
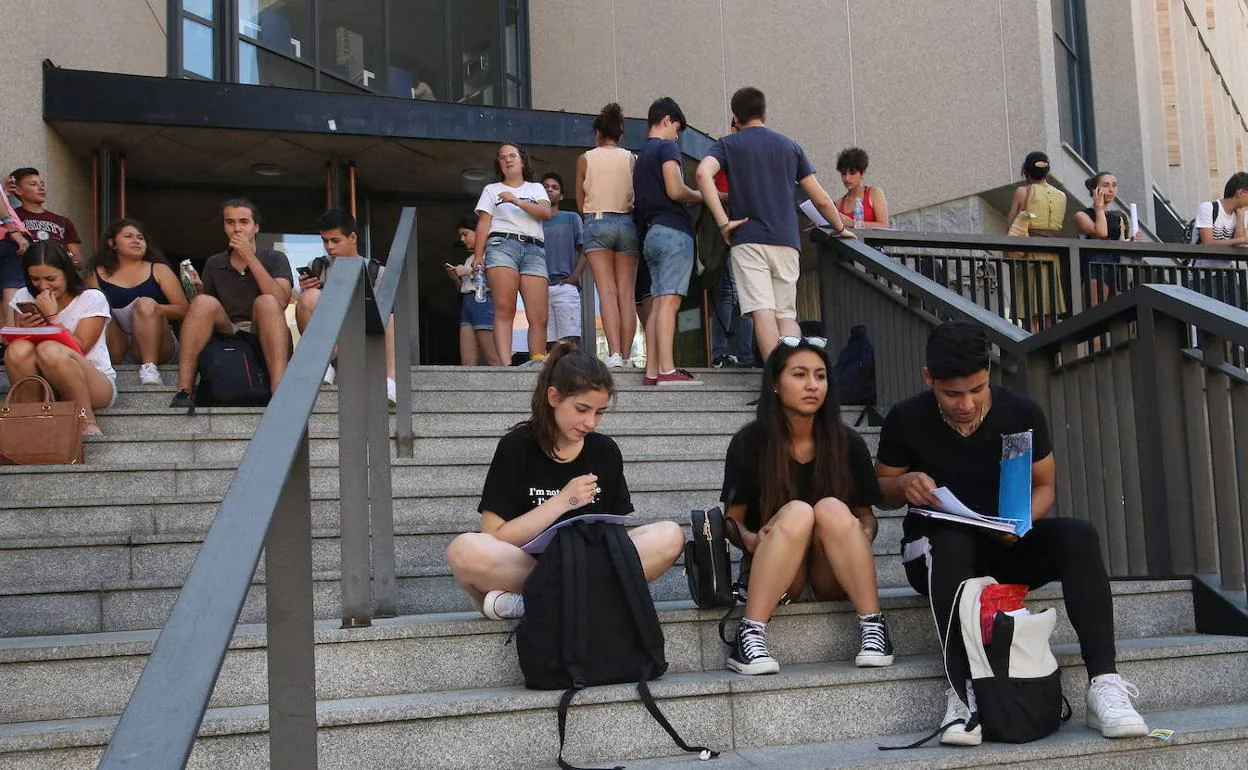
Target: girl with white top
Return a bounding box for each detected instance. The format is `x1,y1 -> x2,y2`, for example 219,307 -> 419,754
576,103 -> 639,368
5,241 -> 116,436
472,143 -> 553,366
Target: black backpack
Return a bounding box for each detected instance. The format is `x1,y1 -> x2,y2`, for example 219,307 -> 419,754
684,507 -> 736,609
833,325 -> 877,406
1179,201 -> 1216,245
516,521 -> 718,769
194,332 -> 271,407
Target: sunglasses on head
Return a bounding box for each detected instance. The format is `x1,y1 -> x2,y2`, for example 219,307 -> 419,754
779,336 -> 828,349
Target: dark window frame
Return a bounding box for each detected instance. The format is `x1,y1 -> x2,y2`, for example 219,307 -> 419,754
1052,0 -> 1097,167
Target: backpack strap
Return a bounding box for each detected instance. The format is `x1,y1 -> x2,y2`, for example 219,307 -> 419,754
602,524 -> 665,661
635,666 -> 718,760
556,686 -> 624,770
560,528 -> 588,680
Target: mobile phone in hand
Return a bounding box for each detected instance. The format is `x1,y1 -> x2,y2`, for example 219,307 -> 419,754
297,267 -> 313,278
16,301 -> 41,316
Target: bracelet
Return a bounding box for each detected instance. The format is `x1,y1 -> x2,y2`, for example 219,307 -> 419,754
717,221 -> 731,231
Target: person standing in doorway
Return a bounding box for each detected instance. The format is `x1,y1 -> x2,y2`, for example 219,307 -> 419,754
633,97 -> 703,385
541,172 -> 586,349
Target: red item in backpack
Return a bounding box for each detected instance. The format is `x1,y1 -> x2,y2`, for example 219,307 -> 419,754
980,583 -> 1028,644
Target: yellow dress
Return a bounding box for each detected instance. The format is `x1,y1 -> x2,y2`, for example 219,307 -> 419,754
1009,182 -> 1068,318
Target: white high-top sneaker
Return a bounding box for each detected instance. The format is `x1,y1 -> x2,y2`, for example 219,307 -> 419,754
1086,674 -> 1149,738
940,685 -> 982,746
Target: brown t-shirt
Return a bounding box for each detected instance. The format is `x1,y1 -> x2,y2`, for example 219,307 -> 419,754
16,207 -> 80,245
201,248 -> 292,324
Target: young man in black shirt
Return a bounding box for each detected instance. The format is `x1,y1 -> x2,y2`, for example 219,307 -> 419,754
875,321 -> 1147,744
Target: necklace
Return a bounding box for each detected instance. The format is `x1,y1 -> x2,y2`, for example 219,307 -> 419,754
940,403 -> 988,437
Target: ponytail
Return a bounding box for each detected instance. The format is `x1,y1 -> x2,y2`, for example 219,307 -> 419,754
514,342 -> 615,458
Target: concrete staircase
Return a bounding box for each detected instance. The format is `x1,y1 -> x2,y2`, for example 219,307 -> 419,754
1,366 -> 1246,769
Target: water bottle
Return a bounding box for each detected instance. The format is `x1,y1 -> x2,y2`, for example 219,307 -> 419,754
473,266 -> 487,303
179,260 -> 198,300
853,197 -> 865,229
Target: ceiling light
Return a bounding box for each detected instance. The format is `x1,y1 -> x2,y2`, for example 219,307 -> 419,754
251,163 -> 285,177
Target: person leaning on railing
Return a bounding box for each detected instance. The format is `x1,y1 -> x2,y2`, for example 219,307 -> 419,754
1004,151 -> 1067,330
834,147 -> 889,228
1073,172 -> 1141,306
1188,172 -> 1248,303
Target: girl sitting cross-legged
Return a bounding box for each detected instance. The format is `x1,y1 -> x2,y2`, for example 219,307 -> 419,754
721,335 -> 894,675
445,342 -> 684,620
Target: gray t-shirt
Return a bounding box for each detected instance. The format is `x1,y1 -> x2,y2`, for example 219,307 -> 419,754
706,126 -> 816,250
202,248 -> 293,324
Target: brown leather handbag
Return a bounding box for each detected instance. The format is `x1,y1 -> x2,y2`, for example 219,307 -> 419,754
0,376 -> 85,465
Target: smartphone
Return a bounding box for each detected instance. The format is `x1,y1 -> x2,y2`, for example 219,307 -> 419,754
16,301 -> 40,316
296,267 -> 313,278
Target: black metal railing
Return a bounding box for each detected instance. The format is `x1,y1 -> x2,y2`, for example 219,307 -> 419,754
97,209 -> 420,769
820,235 -> 1248,624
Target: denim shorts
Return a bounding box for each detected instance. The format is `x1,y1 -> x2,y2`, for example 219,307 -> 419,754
460,292 -> 495,330
642,224 -> 695,297
584,212 -> 640,256
484,235 -> 547,278
0,239 -> 23,289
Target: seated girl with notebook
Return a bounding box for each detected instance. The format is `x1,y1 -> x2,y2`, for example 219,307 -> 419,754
445,343 -> 684,620
4,242 -> 116,436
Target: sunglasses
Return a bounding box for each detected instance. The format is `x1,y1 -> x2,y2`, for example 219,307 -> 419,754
779,336 -> 828,349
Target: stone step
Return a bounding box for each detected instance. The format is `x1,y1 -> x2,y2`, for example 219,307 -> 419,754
1,633 -> 1242,769
0,581 -> 1194,724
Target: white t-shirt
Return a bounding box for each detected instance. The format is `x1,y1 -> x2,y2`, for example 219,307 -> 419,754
475,181 -> 549,240
1194,200 -> 1241,241
9,288 -> 116,380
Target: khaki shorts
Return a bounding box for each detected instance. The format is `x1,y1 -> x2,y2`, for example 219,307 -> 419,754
729,243 -> 800,319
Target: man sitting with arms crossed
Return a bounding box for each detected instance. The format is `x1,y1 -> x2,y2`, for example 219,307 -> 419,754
875,320 -> 1147,745
294,209 -> 398,404
169,198 -> 292,407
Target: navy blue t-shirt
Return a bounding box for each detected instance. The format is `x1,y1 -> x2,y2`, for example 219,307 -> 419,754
634,138 -> 694,236
705,126 -> 815,250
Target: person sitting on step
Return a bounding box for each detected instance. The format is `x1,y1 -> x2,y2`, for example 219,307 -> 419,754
86,218 -> 189,386
875,320 -> 1148,745
294,209 -> 398,405
445,343 -> 685,620
5,241 -> 117,436
168,198 -> 292,408
720,335 -> 894,676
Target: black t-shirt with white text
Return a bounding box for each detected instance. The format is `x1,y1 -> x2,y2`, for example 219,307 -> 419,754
875,386 -> 1053,518
478,428 -> 633,524
720,421 -> 882,532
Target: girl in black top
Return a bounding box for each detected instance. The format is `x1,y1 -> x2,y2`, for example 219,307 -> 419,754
1073,172 -> 1140,305
720,337 -> 893,675
446,343 -> 684,620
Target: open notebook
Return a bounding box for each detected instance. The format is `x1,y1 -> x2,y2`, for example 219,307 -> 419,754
520,513 -> 632,554
910,430 -> 1034,537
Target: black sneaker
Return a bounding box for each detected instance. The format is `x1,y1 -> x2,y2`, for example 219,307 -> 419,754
169,389 -> 194,408
711,355 -> 737,369
727,621 -> 780,675
855,613 -> 895,667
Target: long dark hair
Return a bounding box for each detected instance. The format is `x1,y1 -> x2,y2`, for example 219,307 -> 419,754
493,143 -> 537,183
91,218 -> 165,275
23,241 -> 86,299
753,341 -> 852,524
514,343 -> 615,459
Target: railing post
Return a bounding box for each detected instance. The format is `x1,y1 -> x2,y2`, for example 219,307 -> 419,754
337,276 -> 372,627
366,323 -> 397,618
580,268 -> 598,356
393,262 -> 415,458
265,431 -> 317,770
1110,320 -> 1147,573
1131,308 -> 1180,576
1232,381 -> 1248,594
1181,347 -> 1218,575
1201,332 -> 1245,591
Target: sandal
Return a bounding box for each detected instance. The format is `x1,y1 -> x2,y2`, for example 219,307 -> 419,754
82,422 -> 103,437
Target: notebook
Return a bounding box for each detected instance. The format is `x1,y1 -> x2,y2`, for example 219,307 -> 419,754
910,430 -> 1034,537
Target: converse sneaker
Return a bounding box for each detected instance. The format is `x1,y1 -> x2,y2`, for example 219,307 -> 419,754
481,590 -> 525,620
604,353 -> 625,369
727,620 -> 780,675
854,613 -> 895,667
711,354 -> 737,369
1086,673 -> 1148,738
323,364 -> 336,385
940,686 -> 982,746
137,362 -> 163,386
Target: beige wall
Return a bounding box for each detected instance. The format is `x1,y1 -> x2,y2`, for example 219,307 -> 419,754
1,0 -> 167,245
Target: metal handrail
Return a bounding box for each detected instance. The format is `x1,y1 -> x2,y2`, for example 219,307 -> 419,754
851,228 -> 1248,262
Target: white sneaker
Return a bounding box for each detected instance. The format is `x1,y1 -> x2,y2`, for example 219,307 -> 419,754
482,590 -> 525,620
940,686 -> 982,746
386,377 -> 397,406
1086,673 -> 1148,738
604,353 -> 625,369
137,363 -> 163,386
323,364 -> 336,385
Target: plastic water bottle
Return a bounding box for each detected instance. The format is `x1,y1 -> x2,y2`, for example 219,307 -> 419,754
179,260 -> 198,300
853,197 -> 865,229
473,266 -> 487,303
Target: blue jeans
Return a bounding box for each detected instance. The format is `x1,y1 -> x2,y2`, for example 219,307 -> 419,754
710,269 -> 754,363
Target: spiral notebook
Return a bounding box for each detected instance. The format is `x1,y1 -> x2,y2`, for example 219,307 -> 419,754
520,513 -> 632,554
910,430 -> 1034,537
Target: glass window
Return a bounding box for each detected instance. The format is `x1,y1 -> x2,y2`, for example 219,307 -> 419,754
183,18 -> 217,79
387,0 -> 445,100
240,41 -> 316,89
184,0 -> 215,21
1051,0 -> 1095,165
239,0 -> 313,62
318,0 -> 385,91
451,0 -> 501,105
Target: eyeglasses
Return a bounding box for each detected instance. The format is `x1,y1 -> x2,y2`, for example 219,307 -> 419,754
779,336 -> 828,349
497,152 -> 521,161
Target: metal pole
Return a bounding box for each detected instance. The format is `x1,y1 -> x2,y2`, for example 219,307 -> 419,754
366,327 -> 397,617
348,163 -> 358,219
393,265 -> 415,458
118,154 -> 127,219
337,274 -> 372,627
580,269 -> 597,357
265,432 -> 318,770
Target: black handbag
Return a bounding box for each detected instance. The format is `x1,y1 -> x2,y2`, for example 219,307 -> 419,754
684,507 -> 736,609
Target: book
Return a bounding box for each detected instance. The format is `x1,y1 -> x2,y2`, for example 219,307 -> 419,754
521,513 -> 632,554
1,326 -> 84,354
911,430 -> 1034,537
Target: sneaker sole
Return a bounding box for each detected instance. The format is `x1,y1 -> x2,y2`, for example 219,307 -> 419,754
1086,713 -> 1149,738
854,652 -> 895,667
726,658 -> 780,676
939,728 -> 983,747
